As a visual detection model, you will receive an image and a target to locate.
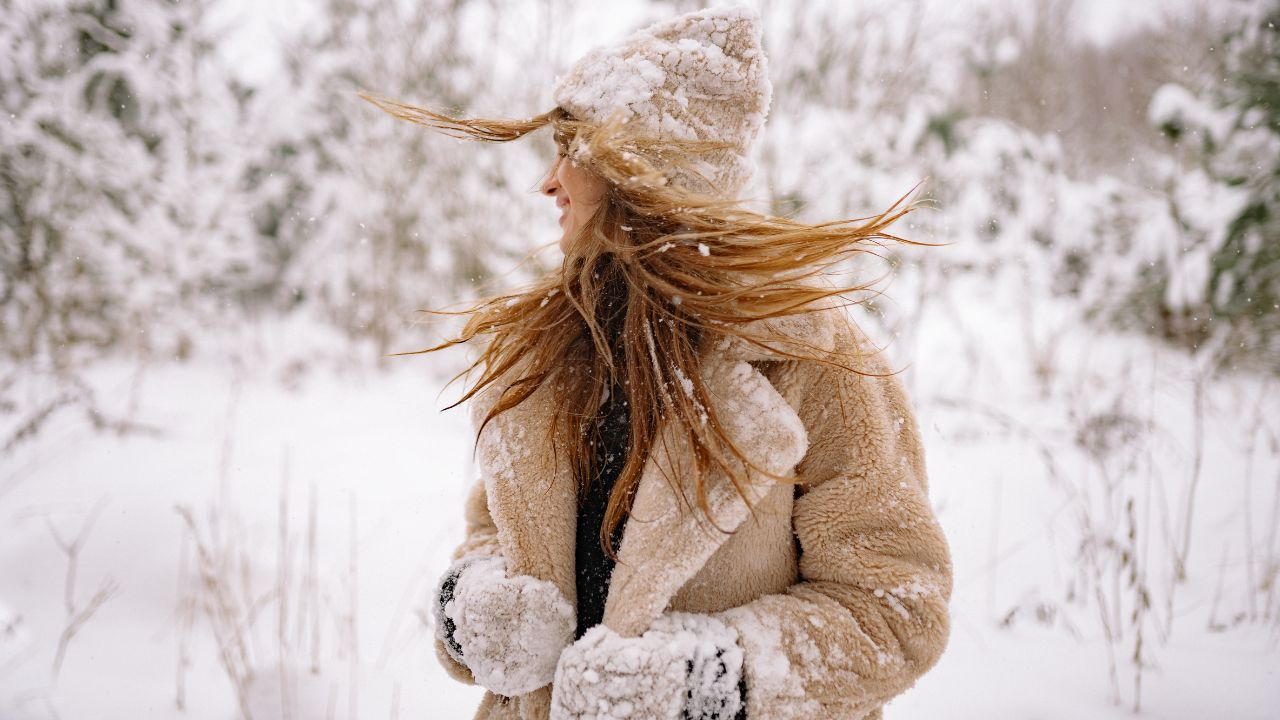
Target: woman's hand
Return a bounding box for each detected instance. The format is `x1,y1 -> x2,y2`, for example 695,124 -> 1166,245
434,556 -> 575,696
550,612 -> 745,720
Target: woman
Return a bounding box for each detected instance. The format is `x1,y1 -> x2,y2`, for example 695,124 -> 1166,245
362,5 -> 951,719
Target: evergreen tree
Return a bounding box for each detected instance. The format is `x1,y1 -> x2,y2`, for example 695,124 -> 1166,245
1148,1 -> 1280,371
248,0 -> 553,359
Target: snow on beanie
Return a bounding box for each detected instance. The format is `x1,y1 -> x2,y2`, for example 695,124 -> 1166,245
551,4 -> 772,198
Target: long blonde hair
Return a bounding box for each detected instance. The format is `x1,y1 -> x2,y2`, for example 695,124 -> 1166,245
360,92 -> 931,556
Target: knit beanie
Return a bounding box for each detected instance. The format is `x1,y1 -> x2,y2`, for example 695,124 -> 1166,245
551,4 -> 773,198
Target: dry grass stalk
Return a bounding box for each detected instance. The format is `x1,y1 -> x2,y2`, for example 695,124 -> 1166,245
175,531 -> 196,711
175,504 -> 256,720
175,441 -> 341,719
1173,369 -> 1206,584
301,483 -> 321,674
348,493 -> 359,720
278,454 -> 295,720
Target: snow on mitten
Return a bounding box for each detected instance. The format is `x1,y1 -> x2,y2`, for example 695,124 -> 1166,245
433,556 -> 575,696
550,612 -> 744,720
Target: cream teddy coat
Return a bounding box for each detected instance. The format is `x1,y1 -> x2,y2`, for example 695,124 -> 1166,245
435,303 -> 953,719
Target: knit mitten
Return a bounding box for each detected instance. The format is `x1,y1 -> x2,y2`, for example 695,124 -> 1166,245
434,556 -> 575,697
550,612 -> 745,720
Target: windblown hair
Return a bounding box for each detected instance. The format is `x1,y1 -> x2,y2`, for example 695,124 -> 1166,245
359,91 -> 934,557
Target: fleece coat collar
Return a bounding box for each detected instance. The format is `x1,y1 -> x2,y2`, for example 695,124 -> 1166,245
467,311 -> 834,639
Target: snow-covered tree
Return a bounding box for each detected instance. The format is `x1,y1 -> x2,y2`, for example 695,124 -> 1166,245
2,0 -> 262,364
0,0 -> 257,446
246,0 -> 556,359
1146,1 -> 1280,372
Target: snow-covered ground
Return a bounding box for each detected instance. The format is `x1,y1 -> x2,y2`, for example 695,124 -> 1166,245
2,268 -> 1276,719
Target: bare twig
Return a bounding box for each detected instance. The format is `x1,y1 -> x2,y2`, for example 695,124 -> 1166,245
52,579 -> 118,680
46,499 -> 114,682
1173,365 -> 1206,584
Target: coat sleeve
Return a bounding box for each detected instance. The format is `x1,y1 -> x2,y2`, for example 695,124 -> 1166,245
433,474 -> 507,684
433,387 -> 508,685
717,346 -> 953,719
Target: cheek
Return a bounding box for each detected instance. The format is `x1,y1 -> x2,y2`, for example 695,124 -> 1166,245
580,177 -> 606,206
561,163 -> 605,206
555,164 -> 576,202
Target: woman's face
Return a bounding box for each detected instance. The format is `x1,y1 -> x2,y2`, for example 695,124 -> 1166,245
540,146 -> 608,254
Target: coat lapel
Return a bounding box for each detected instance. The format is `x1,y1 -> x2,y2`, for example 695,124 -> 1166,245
602,325 -> 815,638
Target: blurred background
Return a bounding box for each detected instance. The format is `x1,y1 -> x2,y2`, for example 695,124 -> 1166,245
1,0 -> 1277,717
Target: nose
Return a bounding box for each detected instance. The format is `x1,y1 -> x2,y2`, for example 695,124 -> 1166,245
539,157 -> 562,197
